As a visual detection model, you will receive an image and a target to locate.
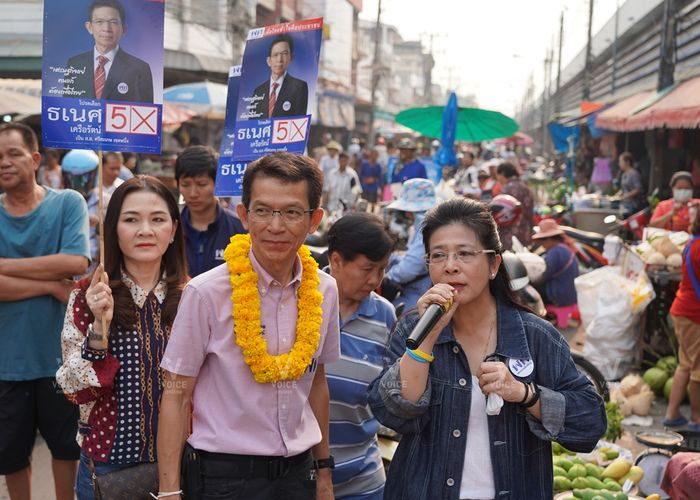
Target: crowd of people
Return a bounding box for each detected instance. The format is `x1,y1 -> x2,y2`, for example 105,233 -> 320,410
1,121 -> 610,500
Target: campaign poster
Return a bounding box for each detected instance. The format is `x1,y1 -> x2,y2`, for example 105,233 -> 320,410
41,0 -> 165,153
215,66 -> 248,197
233,19 -> 323,161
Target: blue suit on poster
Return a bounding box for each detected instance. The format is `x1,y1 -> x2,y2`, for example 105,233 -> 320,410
65,48 -> 154,103
250,74 -> 308,118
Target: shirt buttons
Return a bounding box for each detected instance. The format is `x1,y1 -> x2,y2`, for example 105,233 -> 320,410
452,429 -> 461,438
458,378 -> 467,387
452,346 -> 459,354
446,478 -> 455,487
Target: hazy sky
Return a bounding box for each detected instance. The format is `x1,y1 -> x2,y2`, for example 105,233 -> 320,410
360,0 -> 620,116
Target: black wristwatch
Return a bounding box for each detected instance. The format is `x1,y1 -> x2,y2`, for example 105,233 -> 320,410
523,383 -> 540,408
312,456 -> 335,470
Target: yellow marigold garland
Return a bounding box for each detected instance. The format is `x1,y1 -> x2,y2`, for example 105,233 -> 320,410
223,234 -> 323,383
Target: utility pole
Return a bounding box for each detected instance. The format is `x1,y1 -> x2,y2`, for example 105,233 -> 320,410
612,0 -> 619,94
658,0 -> 678,90
541,48 -> 552,156
582,0 -> 594,100
367,0 -> 382,146
555,10 -> 564,113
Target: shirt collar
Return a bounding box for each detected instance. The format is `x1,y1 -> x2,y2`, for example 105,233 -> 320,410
250,249 -> 302,296
435,297 -> 532,361
94,46 -> 119,64
270,72 -> 287,91
120,269 -> 167,308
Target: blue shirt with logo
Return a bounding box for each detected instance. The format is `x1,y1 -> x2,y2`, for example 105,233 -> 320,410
182,204 -> 246,277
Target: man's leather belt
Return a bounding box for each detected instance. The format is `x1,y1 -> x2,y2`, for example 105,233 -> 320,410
198,449 -> 311,481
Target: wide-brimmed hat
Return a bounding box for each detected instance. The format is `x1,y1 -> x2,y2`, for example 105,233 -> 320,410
398,138 -> 417,150
326,140 -> 342,151
532,218 -> 565,240
387,178 -> 437,212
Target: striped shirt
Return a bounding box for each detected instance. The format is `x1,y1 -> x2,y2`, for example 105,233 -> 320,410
326,291 -> 397,499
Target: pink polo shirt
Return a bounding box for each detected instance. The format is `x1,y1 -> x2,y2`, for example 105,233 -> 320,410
161,251 -> 340,457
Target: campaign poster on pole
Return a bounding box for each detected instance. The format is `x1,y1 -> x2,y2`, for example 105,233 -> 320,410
233,19 -> 323,161
214,65 -> 248,197
41,0 -> 164,153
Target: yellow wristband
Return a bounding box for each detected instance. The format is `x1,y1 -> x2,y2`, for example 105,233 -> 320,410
408,348 -> 434,363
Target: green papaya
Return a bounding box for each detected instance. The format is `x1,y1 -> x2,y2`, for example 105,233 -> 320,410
586,477 -> 607,490
572,477 -> 589,489
568,464 -> 587,479
554,456 -> 573,471
554,475 -> 572,491
554,465 -> 568,477
601,479 -> 621,491
585,463 -> 602,478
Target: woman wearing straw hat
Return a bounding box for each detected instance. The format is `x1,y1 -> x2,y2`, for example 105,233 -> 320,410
532,219 -> 579,308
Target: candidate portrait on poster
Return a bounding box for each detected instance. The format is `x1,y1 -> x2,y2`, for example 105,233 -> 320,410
64,0 -> 154,103
249,34 -> 309,119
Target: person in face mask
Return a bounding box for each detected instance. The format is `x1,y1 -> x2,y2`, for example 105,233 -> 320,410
650,171 -> 700,232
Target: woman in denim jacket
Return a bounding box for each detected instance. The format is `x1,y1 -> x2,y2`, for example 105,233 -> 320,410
368,199 -> 606,500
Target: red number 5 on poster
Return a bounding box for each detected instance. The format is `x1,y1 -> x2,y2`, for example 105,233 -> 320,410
105,104 -> 159,135
272,117 -> 309,144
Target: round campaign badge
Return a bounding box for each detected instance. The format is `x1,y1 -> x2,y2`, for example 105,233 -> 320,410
282,101 -> 291,111
508,358 -> 534,378
117,82 -> 129,94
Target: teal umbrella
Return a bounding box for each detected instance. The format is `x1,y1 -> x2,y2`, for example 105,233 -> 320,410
396,105 -> 519,142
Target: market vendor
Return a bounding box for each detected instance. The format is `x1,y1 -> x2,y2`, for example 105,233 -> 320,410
532,219 -> 579,307
650,171 -> 700,232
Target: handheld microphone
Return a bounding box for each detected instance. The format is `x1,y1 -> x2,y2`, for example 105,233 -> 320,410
405,299 -> 453,350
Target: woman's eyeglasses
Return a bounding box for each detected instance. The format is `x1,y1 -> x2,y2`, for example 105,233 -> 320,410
425,249 -> 496,265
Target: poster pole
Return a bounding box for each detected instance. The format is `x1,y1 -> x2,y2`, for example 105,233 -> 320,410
97,149 -> 108,346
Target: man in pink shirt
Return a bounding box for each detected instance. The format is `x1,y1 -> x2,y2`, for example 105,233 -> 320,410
157,152 -> 340,500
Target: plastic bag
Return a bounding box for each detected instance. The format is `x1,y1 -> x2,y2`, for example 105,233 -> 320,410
575,266 -> 655,380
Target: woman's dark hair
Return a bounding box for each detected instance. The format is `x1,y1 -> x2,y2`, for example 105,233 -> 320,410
242,152 -> 323,210
496,162 -> 518,179
328,213 -> 396,262
422,198 -> 528,311
693,208 -> 700,236
102,176 -> 187,330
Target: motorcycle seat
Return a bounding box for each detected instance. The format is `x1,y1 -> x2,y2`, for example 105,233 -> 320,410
561,225 -> 605,248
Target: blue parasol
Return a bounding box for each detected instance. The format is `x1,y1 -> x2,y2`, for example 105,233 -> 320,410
434,91 -> 458,167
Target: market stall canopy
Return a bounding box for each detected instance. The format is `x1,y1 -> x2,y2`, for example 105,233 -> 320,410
493,131 -> 534,146
162,103 -> 197,131
395,105 -> 518,142
624,76 -> 700,131
0,88 -> 41,115
163,81 -> 228,119
594,90 -> 655,131
0,78 -> 42,115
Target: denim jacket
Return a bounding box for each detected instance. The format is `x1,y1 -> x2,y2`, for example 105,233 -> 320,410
367,298 -> 606,500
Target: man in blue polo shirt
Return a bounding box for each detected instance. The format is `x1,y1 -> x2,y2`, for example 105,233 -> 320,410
176,145 -> 246,277
324,213 -> 399,500
390,138 -> 427,184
